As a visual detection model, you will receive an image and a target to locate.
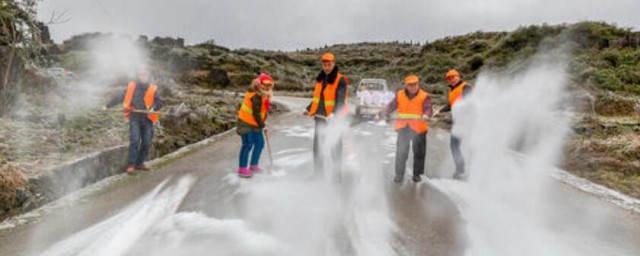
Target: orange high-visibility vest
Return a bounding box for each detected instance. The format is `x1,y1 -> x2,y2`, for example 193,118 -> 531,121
448,81 -> 470,109
237,91 -> 269,127
123,82 -> 159,123
308,73 -> 348,118
395,89 -> 429,133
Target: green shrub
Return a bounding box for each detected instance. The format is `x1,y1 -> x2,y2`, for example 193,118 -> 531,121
470,40 -> 489,53
424,73 -> 442,84
568,22 -> 630,49
616,64 -> 640,85
595,69 -> 640,94
467,54 -> 485,71
600,49 -> 622,67
234,72 -> 257,85
500,25 -> 560,52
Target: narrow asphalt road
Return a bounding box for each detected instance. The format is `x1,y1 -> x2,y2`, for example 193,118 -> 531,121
0,97 -> 466,256
1,97 -> 639,256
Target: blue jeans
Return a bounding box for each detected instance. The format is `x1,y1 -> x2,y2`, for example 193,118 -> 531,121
239,130 -> 265,168
128,118 -> 154,166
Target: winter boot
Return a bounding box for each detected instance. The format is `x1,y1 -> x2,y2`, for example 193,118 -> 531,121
238,167 -> 253,178
135,165 -> 151,171
394,175 -> 403,183
126,165 -> 135,174
249,165 -> 263,173
412,175 -> 422,182
453,171 -> 465,180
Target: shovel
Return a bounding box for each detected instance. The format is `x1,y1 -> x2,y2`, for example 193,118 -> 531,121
264,128 -> 275,172
102,108 -> 169,115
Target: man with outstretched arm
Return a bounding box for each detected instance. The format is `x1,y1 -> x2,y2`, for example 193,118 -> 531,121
434,69 -> 472,180
104,67 -> 163,174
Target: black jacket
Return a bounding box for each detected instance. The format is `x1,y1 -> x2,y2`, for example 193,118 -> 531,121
306,66 -> 347,116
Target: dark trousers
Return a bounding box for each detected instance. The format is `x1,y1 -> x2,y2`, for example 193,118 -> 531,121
313,118 -> 343,174
395,127 -> 427,177
128,118 -> 154,166
450,135 -> 465,174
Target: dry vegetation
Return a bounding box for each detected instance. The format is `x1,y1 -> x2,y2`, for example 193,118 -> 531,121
0,164 -> 27,217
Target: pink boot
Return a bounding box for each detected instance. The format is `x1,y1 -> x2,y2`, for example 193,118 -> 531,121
250,165 -> 263,173
238,167 -> 253,178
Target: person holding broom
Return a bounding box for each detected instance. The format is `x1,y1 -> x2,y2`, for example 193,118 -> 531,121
376,75 -> 433,183
103,67 -> 163,174
236,74 -> 275,178
303,53 -> 349,175
434,69 -> 473,180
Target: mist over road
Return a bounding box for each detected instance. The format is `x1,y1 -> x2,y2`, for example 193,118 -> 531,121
0,97 -> 638,256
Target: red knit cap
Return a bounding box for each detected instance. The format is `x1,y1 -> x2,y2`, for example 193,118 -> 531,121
257,73 -> 274,85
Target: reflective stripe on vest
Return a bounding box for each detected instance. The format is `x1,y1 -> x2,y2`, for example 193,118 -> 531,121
308,73 -> 348,117
123,82 -> 159,123
397,113 -> 422,119
448,81 -> 469,109
237,91 -> 269,127
241,102 -> 266,119
394,89 -> 429,133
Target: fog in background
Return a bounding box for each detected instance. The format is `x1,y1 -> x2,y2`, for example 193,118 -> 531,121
38,0 -> 640,50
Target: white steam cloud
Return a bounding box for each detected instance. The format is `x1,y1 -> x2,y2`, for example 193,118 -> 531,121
432,49 -> 632,255
64,34 -> 148,115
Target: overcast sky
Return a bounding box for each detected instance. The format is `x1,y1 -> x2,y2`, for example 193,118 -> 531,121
38,0 -> 640,50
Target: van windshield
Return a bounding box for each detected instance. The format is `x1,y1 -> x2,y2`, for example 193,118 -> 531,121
363,83 -> 383,91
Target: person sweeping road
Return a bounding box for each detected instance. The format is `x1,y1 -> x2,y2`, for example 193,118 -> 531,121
377,75 -> 433,183
434,69 -> 473,180
104,67 -> 163,174
236,74 -> 274,178
303,53 -> 349,176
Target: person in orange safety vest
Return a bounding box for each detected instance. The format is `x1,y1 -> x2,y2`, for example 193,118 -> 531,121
236,74 -> 274,178
303,53 -> 349,175
377,75 -> 433,183
434,69 -> 473,180
104,67 -> 163,174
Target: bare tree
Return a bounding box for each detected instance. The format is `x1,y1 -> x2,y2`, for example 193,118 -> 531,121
0,0 -> 42,112
46,10 -> 69,25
